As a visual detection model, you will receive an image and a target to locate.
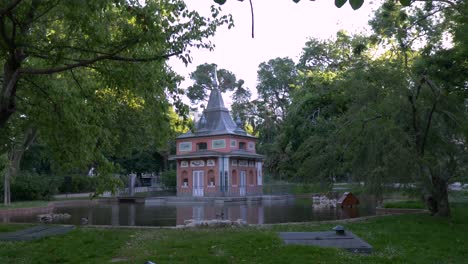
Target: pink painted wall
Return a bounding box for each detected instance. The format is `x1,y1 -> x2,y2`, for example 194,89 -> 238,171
175,134 -> 261,196
176,159 -> 220,189
177,157 -> 259,192
230,161 -> 258,187
176,135 -> 258,155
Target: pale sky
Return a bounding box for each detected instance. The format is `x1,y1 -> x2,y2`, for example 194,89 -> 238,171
169,0 -> 382,107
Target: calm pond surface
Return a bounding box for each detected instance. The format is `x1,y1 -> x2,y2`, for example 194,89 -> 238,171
4,197 -> 376,226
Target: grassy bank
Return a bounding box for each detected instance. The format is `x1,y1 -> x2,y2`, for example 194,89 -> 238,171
383,200 -> 425,209
0,197 -> 93,210
0,200 -> 50,209
1,203 -> 467,263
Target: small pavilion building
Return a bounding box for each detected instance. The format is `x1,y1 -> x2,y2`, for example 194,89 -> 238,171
170,78 -> 263,197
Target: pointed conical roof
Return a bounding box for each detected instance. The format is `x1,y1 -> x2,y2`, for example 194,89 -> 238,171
178,87 -> 253,138
178,88 -> 255,139
178,67 -> 255,139
206,88 -> 227,110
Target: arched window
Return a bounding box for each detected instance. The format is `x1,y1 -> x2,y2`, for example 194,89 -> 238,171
208,170 -> 215,186
182,171 -> 188,187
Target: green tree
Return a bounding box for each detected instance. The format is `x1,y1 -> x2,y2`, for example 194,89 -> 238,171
229,79 -> 255,127
256,57 -> 297,123
262,0 -> 466,217
0,0 -> 232,204
213,0 -> 413,11
0,0 -> 232,128
186,63 -> 240,105
298,31 -> 370,71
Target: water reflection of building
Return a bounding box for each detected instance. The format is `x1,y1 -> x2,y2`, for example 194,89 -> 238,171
176,203 -> 265,225
338,207 -> 359,219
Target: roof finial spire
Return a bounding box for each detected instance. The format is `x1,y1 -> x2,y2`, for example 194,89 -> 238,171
211,65 -> 219,90
199,114 -> 207,128
236,115 -> 242,127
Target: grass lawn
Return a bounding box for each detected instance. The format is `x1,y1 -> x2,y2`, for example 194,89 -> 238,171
0,200 -> 50,210
1,203 -> 467,263
383,200 -> 425,209
0,197 -> 93,210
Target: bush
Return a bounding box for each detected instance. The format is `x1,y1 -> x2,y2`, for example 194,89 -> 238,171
293,183 -> 329,194
262,182 -> 330,195
58,174 -> 98,193
8,172 -> 60,201
161,170 -> 176,189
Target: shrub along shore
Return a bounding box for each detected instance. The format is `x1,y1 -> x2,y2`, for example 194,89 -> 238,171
0,203 -> 467,263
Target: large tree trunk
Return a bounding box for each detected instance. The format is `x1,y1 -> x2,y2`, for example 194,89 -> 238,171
4,150 -> 21,206
409,76 -> 454,217
425,175 -> 451,217
3,167 -> 11,205
0,56 -> 21,129
3,128 -> 37,206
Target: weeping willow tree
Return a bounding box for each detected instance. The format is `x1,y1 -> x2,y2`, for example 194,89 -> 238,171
265,0 -> 467,217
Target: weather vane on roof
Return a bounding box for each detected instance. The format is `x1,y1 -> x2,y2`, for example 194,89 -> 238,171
211,65 -> 219,90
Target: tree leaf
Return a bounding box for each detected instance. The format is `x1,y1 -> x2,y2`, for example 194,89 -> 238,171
214,0 -> 227,5
335,0 -> 347,8
399,0 -> 412,6
349,0 -> 364,10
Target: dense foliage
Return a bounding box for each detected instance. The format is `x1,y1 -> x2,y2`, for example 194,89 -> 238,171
8,171 -> 59,201
247,0 -> 467,216
161,169 -> 177,189
0,0 -> 231,204
213,0 -> 412,11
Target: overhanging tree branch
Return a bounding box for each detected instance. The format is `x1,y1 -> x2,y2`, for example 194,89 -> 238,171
20,0 -> 59,26
0,16 -> 14,49
108,51 -> 182,62
20,51 -> 182,75
414,0 -> 457,9
419,76 -> 441,155
2,69 -> 20,99
0,0 -> 23,16
249,0 -> 254,38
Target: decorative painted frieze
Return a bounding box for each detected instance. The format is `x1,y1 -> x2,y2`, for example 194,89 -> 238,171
239,160 -> 248,167
179,142 -> 192,152
190,160 -> 205,167
248,142 -> 255,150
212,139 -> 226,149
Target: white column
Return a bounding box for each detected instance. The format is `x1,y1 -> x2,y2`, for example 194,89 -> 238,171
256,161 -> 263,186
223,157 -> 230,188
219,156 -> 230,193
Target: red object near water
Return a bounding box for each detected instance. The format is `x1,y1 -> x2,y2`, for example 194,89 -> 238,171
337,192 -> 360,208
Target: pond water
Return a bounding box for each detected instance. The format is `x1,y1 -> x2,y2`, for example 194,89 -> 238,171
3,197 -> 376,226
